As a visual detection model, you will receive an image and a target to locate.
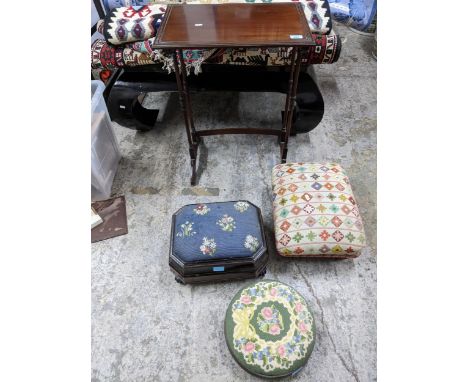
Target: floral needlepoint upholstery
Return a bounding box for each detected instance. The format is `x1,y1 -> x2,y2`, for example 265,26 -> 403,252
170,201 -> 268,283
225,280 -> 315,378
272,162 -> 366,258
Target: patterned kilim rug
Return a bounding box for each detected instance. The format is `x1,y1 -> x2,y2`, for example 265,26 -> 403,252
100,0 -> 332,35
91,37 -> 215,74
92,1 -> 341,81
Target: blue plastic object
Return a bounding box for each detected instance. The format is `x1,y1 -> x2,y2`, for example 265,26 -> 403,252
329,0 -> 377,31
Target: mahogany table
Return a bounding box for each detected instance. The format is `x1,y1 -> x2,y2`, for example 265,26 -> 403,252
154,3 -> 313,185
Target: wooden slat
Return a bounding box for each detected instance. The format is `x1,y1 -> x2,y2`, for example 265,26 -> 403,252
197,128 -> 281,136
103,69 -> 123,102
93,0 -> 106,19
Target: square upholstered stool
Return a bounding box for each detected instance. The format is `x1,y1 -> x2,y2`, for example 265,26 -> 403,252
170,201 -> 268,284
272,162 -> 366,258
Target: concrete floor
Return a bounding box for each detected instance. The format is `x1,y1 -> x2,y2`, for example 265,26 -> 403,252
92,24 -> 376,382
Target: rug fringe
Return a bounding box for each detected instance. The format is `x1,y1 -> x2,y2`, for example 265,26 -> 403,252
151,49 -> 215,75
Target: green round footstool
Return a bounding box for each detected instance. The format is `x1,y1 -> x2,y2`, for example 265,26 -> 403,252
224,280 -> 316,378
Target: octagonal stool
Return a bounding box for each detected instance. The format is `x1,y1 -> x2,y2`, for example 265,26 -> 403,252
169,201 -> 268,284
272,162 -> 367,258
225,280 -> 315,378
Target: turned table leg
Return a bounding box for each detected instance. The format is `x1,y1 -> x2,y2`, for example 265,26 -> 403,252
280,47 -> 302,163
173,49 -> 199,185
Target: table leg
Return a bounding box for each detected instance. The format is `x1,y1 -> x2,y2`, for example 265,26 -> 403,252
173,49 -> 199,185
280,47 -> 302,163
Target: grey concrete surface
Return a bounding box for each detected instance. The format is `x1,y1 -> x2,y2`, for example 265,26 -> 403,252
92,24 -> 376,382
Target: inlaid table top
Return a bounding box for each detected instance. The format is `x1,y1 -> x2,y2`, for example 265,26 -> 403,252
154,3 -> 313,49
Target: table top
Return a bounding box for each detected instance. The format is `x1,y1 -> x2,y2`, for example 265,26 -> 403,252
154,3 -> 313,49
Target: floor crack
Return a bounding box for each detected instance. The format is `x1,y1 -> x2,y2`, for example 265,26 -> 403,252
256,138 -> 273,197
294,264 -> 360,382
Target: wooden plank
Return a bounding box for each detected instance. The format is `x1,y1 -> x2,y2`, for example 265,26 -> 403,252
155,4 -> 312,48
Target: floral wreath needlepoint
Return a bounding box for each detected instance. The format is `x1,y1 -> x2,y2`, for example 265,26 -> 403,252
224,280 -> 315,378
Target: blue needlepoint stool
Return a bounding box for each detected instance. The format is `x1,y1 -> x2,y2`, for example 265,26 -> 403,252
169,201 -> 268,284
